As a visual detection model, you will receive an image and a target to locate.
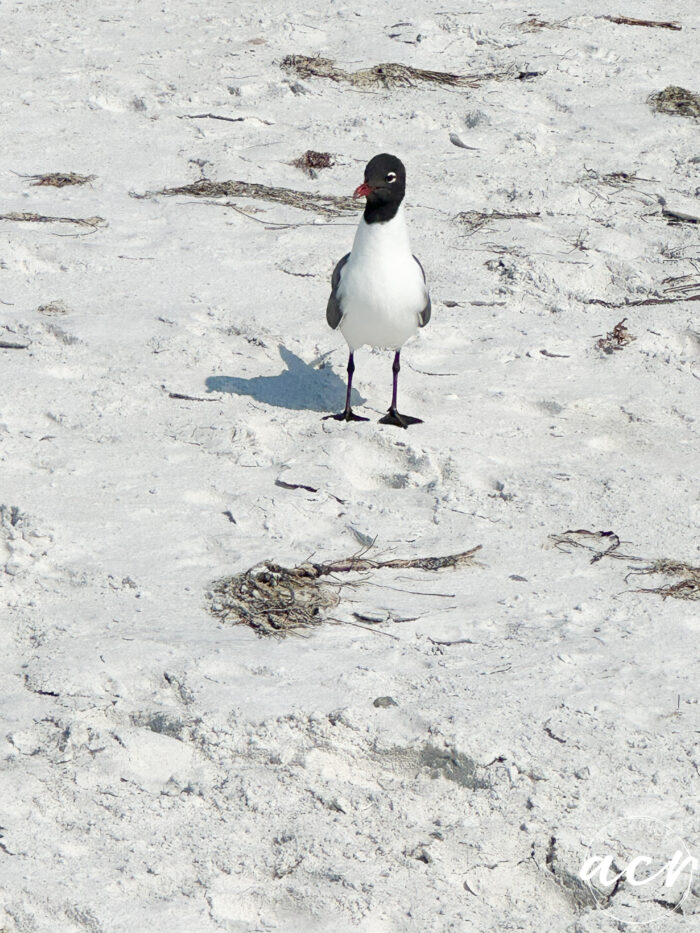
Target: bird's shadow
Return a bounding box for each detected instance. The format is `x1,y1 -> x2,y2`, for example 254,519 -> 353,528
205,345 -> 364,413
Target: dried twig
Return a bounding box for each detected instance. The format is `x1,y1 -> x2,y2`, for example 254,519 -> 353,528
309,548 -> 482,575
662,274 -> 700,295
636,578 -> 700,599
136,179 -> 358,217
602,15 -> 681,31
455,210 -> 540,234
281,54 -> 543,89
163,386 -> 219,402
275,479 -> 319,493
0,211 -> 105,228
584,168 -> 652,187
208,546 -> 482,637
181,112 -> 273,125
517,17 -> 570,31
585,294 -> 700,308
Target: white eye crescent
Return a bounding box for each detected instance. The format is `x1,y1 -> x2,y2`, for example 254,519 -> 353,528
386,172 -> 397,183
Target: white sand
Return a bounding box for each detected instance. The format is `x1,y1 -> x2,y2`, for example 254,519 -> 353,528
1,1 -> 698,930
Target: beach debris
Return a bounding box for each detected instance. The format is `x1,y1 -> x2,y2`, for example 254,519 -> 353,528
550,529 -> 634,564
0,211 -> 105,229
648,86 -> 700,120
280,54 -> 543,89
629,561 -> 700,601
138,179 -> 357,216
37,300 -> 70,315
582,167 -> 655,188
0,328 -> 30,349
181,112 -> 273,125
291,150 -> 335,177
585,291 -> 700,308
207,546 -> 482,637
662,205 -> 700,225
595,318 -> 636,353
373,696 -> 398,708
449,133 -> 479,151
550,530 -> 700,601
25,172 -> 96,187
0,338 -> 30,350
602,15 -> 681,31
455,209 -> 540,234
517,16 -> 570,31
662,274 -> 700,297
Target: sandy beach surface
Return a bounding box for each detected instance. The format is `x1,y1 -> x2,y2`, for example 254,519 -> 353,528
1,2 -> 698,930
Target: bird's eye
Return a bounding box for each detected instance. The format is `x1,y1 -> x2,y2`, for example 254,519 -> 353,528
386,172 -> 397,183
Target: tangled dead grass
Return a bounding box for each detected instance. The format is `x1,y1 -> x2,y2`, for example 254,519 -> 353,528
550,530 -> 700,601
0,211 -> 105,229
281,54 -> 543,89
140,179 -> 357,216
517,17 -> 570,31
627,561 -> 700,600
582,167 -> 652,188
207,546 -> 482,637
455,209 -> 540,234
648,86 -> 700,120
26,172 -> 96,187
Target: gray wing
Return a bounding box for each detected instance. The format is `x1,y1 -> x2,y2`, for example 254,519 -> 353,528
326,253 -> 350,329
413,255 -> 431,327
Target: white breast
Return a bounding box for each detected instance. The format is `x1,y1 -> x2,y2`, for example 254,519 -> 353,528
337,205 -> 428,352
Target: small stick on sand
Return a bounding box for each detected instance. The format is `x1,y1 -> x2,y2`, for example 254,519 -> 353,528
0,211 -> 105,229
601,15 -> 681,31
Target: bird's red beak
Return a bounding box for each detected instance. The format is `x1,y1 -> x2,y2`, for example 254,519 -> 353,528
353,181 -> 372,199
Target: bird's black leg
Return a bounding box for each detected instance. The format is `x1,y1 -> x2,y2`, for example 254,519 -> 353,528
323,352 -> 369,422
379,351 -> 423,428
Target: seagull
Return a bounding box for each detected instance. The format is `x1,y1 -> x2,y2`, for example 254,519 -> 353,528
325,153 -> 431,428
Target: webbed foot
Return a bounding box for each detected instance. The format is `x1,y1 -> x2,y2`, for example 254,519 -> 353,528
379,408 -> 423,428
323,409 -> 370,423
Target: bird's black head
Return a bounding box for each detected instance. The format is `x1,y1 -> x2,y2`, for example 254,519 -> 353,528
354,153 -> 406,224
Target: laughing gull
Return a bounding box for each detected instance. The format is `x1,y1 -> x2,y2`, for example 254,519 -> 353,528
325,153 -> 431,428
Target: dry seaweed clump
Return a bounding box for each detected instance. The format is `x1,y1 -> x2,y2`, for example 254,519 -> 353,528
292,150 -> 335,177
648,86 -> 700,120
550,530 -> 700,601
207,547 -> 482,637
143,179 -> 357,216
28,172 -> 96,187
208,562 -> 340,636
281,54 -> 543,89
628,560 -> 700,601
